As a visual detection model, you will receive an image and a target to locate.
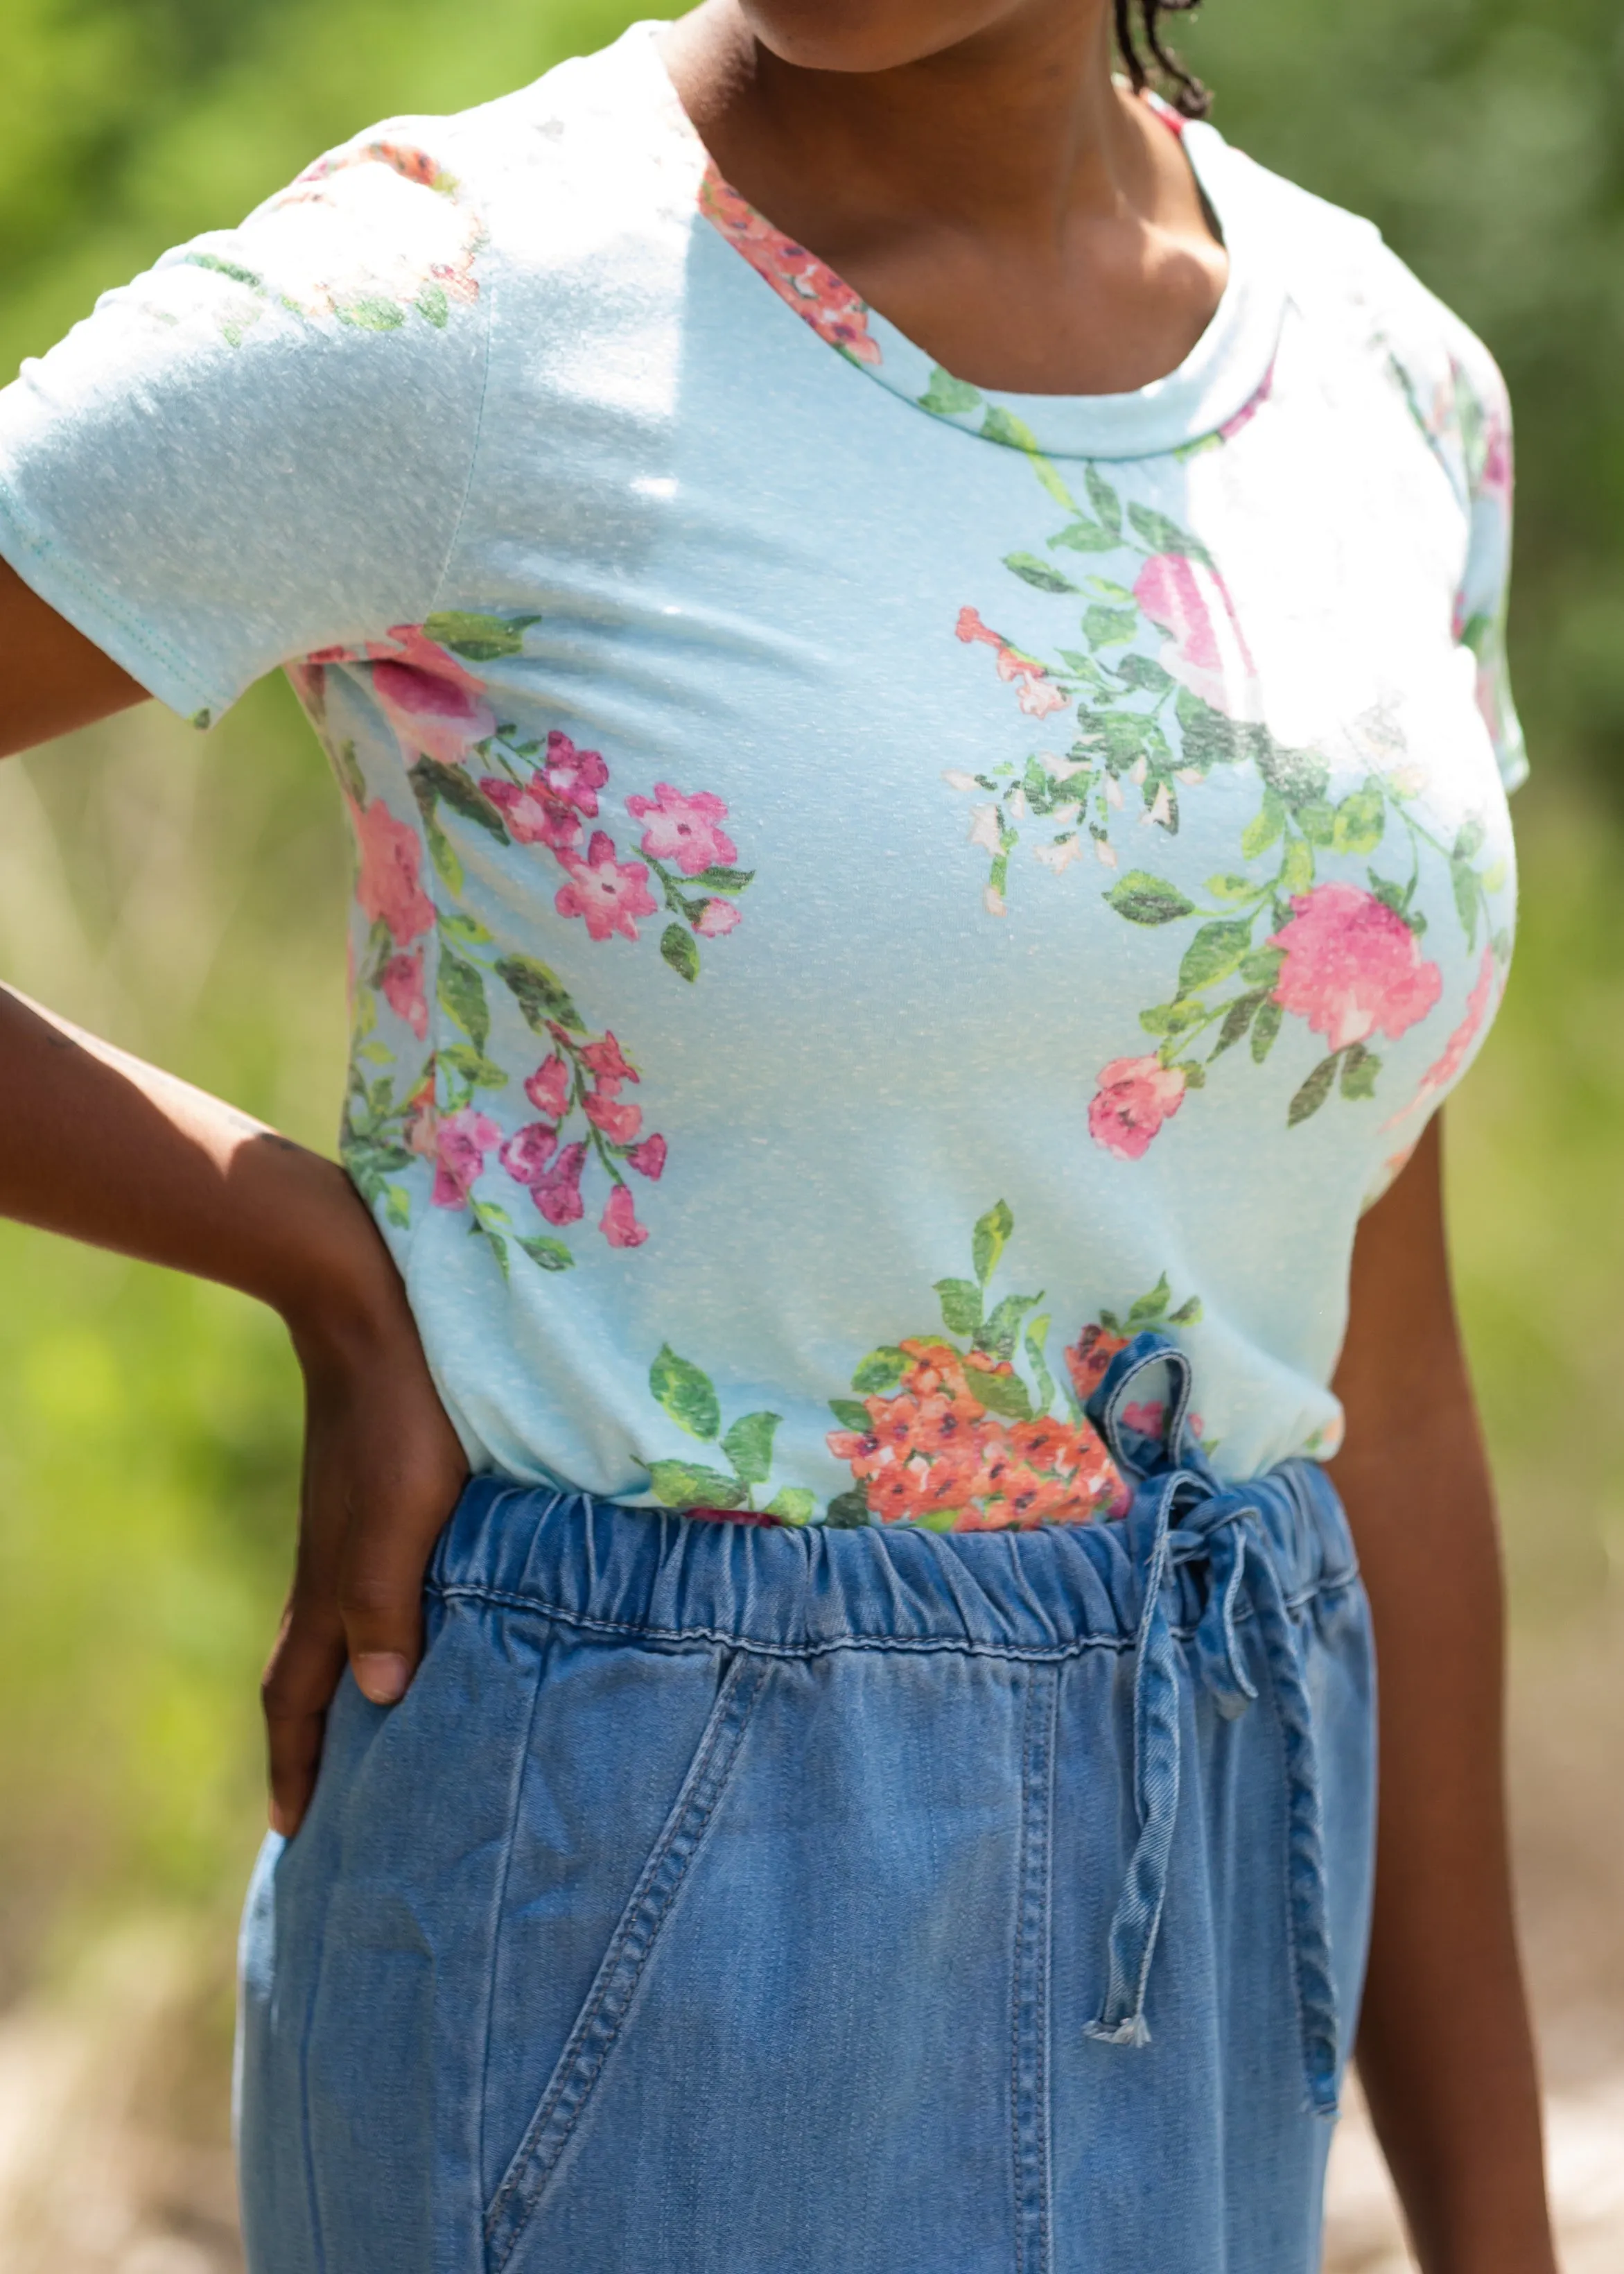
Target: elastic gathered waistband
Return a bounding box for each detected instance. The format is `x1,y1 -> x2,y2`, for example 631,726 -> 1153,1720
428,1454 -> 1356,1663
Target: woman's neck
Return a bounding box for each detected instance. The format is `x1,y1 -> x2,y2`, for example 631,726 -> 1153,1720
661,0 -> 1228,396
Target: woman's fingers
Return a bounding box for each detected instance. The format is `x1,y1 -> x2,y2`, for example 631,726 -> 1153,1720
335,1477 -> 456,1707
261,1596 -> 347,1837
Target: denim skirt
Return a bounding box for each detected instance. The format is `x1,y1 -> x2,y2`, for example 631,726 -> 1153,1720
237,1346 -> 1376,2274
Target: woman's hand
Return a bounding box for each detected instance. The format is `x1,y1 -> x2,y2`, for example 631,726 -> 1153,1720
264,1223 -> 470,1837
0,981 -> 468,1838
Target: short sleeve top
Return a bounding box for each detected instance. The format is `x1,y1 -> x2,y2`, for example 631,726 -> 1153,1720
0,21 -> 1523,1526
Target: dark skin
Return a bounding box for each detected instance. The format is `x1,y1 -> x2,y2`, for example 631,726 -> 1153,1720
0,2 -> 1557,2264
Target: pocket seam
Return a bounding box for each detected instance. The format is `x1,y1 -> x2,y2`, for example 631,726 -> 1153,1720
482,1647 -> 771,2270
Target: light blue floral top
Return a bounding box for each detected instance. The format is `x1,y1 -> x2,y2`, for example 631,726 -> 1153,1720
0,23 -> 1522,1526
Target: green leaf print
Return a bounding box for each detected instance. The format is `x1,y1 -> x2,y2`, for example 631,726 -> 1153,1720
1024,1314 -> 1057,1416
765,1486 -> 817,1525
851,1346 -> 910,1395
660,923 -> 701,982
971,1199 -> 1013,1285
439,1044 -> 507,1091
1296,799 -> 1338,848
1106,871 -> 1196,926
1126,1274 -> 1173,1328
1211,989 -> 1268,1057
410,756 -> 509,841
1340,1044 -> 1381,1102
335,296 -> 407,333
1254,734 -> 1330,809
1280,835 -> 1315,894
438,951 -> 490,1052
649,1345 -> 722,1441
1049,519 -> 1121,554
1168,1296 -> 1204,1327
934,1278 -> 984,1336
687,865 -> 756,893
969,1369 -> 1033,1422
423,814 -> 463,892
494,954 -> 586,1034
1251,998 -> 1284,1064
1112,652 -> 1173,696
442,910 -> 494,946
422,611 -> 542,661
1177,919 -> 1253,996
1333,785 -> 1386,856
1288,1054 -> 1341,1127
1005,553 -> 1080,594
649,1461 -> 745,1509
1453,815 -> 1486,862
1085,465 -> 1123,536
1083,603 -> 1139,647
825,1486 -> 873,1529
1451,859 -> 1481,944
1126,501 -> 1212,567
1241,788 -> 1287,859
722,1410 -> 782,1485
919,367 -> 984,416
829,1399 -> 873,1434
414,283 -> 450,329
1239,945 -> 1286,986
516,1233 -> 575,1272
978,1291 -> 1043,1361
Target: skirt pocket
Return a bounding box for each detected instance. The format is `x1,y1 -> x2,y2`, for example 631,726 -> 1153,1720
481,1642 -> 772,2272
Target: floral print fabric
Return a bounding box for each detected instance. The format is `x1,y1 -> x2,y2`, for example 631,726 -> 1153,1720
0,22 -> 1521,1511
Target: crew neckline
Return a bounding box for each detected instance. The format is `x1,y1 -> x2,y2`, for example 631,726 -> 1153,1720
634,19 -> 1285,463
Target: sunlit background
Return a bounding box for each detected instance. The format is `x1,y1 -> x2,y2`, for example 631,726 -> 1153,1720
2,1 -> 1623,2264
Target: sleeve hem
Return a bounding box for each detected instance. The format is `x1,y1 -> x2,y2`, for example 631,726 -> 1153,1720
0,474 -> 236,729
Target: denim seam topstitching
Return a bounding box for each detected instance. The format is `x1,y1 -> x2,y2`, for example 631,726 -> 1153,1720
428,1574 -> 1361,1663
482,1649 -> 771,2270
1011,1663 -> 1058,2274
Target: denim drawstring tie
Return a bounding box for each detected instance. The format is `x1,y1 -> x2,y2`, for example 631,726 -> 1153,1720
1081,1332 -> 1342,2119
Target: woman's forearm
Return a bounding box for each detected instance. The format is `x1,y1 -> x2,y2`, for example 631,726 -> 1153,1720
1331,1120 -> 1555,2274
0,982 -> 391,1342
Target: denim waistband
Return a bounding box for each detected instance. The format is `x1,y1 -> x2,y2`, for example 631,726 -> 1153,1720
429,1435 -> 1355,1663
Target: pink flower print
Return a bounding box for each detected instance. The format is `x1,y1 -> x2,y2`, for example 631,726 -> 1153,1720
344,626 -> 496,766
1216,359 -> 1274,444
554,831 -> 658,944
523,1054 -> 571,1122
378,949 -> 428,1039
431,1106 -> 500,1208
353,798 -> 435,945
1269,883 -> 1444,1054
584,1081 -> 643,1146
1385,946 -> 1498,1129
1133,555 -> 1261,722
625,783 -> 737,876
1088,1054 -> 1189,1161
579,1032 -> 639,1085
600,1183 -> 649,1249
530,1140 -> 587,1226
480,773 -> 584,854
625,1134 -> 667,1181
695,898 -> 742,938
541,732 -> 609,817
698,163 -> 882,367
954,606 -> 1067,720
500,1122 -> 560,1186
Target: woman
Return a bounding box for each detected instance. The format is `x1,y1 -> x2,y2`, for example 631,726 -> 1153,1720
0,1 -> 1557,2267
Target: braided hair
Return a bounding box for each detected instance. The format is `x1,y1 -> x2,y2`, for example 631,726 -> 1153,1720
1113,0 -> 1211,121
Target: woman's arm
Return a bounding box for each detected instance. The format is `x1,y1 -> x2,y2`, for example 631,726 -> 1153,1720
1330,1113 -> 1557,2274
2,564 -> 467,1833
0,555 -> 150,752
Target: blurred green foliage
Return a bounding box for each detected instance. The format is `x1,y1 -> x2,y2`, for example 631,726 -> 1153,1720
0,0 -> 1621,1986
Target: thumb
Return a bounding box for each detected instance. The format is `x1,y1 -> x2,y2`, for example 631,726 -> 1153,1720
336,1481 -> 455,1706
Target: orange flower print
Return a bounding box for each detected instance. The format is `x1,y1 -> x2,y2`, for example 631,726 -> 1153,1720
698,163 -> 882,367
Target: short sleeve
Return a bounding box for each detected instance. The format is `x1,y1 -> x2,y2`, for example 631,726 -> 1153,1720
0,132 -> 492,726
1451,340 -> 1526,794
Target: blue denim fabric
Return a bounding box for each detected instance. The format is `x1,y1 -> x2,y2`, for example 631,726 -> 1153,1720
237,1336 -> 1376,2274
